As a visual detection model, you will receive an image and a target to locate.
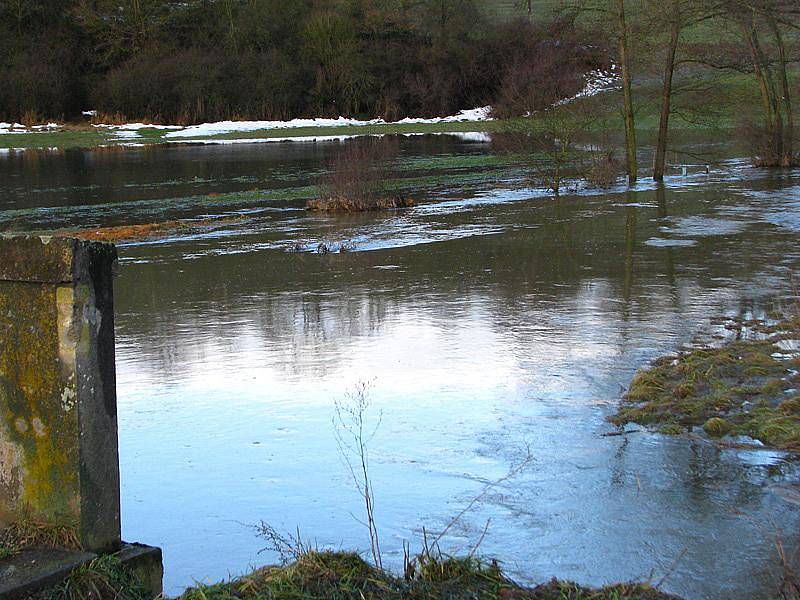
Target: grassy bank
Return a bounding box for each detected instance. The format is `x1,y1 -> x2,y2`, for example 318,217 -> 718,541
177,551 -> 680,600
0,120 -> 501,151
32,550 -> 680,600
613,314 -> 800,450
1,522 -> 680,599
0,70 -> 760,153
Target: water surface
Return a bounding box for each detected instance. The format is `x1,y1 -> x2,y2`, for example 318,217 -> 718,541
2,138 -> 799,599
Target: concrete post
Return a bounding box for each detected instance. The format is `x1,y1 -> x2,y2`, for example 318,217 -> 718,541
0,235 -> 121,554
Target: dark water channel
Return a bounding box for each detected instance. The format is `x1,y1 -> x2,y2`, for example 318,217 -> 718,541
2,137 -> 800,599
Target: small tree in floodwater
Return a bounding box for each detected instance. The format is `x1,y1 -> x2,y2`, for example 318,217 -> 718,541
494,96 -> 618,196
307,138 -> 413,212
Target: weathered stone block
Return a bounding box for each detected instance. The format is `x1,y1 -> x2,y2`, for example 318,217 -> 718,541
0,547 -> 96,599
0,543 -> 163,600
118,543 -> 164,599
0,235 -> 121,553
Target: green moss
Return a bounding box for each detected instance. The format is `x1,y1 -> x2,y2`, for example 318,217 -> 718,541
703,417 -> 733,437
0,282 -> 81,521
614,317 -> 800,451
659,423 -> 685,436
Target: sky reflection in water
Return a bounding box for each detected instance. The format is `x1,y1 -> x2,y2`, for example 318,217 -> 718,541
3,139 -> 800,598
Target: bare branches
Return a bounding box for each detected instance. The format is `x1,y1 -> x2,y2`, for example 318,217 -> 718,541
333,381 -> 384,570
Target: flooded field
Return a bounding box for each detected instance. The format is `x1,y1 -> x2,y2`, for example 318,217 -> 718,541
2,136 -> 799,599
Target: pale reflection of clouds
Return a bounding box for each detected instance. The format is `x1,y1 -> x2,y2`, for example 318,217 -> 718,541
108,149 -> 800,600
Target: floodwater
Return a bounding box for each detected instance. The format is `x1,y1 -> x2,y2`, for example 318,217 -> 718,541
2,136 -> 800,599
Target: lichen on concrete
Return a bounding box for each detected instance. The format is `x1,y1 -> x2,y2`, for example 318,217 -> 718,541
0,235 -> 121,553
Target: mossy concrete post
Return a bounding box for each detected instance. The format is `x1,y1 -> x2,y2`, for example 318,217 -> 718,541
0,235 -> 121,553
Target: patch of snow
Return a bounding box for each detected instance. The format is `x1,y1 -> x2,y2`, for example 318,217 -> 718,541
93,123 -> 183,131
112,130 -> 143,140
555,67 -> 620,107
31,123 -> 60,130
393,106 -> 493,125
165,118 -> 381,138
0,122 -> 28,135
82,110 -> 98,117
164,106 -> 493,139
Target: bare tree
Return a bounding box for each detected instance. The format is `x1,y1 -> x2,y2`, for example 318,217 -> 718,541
648,0 -> 719,180
717,0 -> 797,166
565,0 -> 639,183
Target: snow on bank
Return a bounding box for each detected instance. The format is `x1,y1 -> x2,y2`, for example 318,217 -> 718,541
92,123 -> 183,131
0,122 -> 27,134
91,122 -> 183,140
1,67 -> 617,141
0,122 -> 61,134
168,130 -> 492,146
555,67 -> 620,107
163,106 -> 493,139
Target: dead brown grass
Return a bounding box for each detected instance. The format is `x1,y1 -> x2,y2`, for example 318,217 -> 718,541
0,520 -> 81,557
59,216 -> 244,242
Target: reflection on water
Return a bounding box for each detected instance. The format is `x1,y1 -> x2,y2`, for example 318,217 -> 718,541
3,139 -> 800,599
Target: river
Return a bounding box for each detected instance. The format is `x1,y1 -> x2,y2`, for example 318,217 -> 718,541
2,135 -> 799,598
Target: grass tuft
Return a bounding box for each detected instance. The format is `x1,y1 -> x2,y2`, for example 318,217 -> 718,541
0,520 -> 81,558
35,554 -> 149,600
613,316 -> 800,451
306,195 -> 415,213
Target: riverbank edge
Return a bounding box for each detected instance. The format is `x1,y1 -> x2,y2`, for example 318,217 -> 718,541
0,119 -> 502,151
33,548 -> 682,599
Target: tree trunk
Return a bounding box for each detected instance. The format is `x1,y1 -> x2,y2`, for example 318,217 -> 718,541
769,18 -> 794,165
617,0 -> 637,184
742,16 -> 783,164
653,2 -> 680,182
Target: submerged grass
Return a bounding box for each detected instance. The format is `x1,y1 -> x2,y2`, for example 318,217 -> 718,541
57,215 -> 246,242
307,195 -> 415,213
613,316 -> 800,450
178,550 -> 679,600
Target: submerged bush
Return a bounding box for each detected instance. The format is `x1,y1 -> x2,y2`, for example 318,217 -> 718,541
308,138 -> 415,213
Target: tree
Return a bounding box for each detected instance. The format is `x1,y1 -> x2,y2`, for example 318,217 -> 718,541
715,0 -> 797,166
496,96 -> 611,196
72,0 -> 169,68
566,0 -> 639,184
302,9 -> 375,115
648,0 -> 718,180
0,0 -> 34,35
